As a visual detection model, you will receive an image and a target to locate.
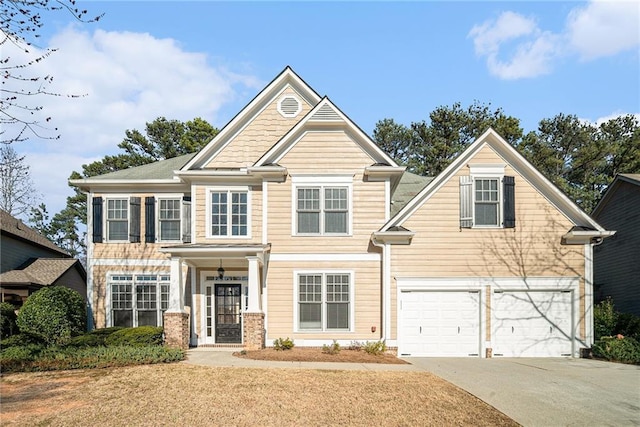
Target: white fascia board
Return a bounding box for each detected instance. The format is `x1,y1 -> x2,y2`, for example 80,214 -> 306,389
561,229 -> 616,245
269,253 -> 380,262
183,68 -> 322,171
371,231 -> 415,245
364,166 -> 406,181
69,179 -> 182,192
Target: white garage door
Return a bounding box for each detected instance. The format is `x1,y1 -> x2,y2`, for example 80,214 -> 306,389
399,291 -> 480,357
492,290 -> 573,357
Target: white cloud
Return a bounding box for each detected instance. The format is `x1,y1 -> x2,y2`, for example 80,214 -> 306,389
11,26 -> 260,215
580,111 -> 640,126
468,12 -> 560,79
567,0 -> 640,61
469,0 -> 640,79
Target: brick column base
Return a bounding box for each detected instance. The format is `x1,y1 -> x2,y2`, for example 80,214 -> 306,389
164,311 -> 190,350
243,312 -> 265,350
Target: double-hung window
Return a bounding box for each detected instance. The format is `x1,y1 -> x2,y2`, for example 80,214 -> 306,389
460,165 -> 515,229
297,272 -> 351,331
293,177 -> 351,235
107,199 -> 128,241
158,199 -> 181,241
110,274 -> 170,327
209,188 -> 250,237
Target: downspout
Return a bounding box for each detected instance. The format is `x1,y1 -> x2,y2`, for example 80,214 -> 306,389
371,237 -> 389,343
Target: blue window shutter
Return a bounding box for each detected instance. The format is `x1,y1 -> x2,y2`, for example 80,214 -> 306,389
129,197 -> 141,242
92,197 -> 103,243
145,196 -> 156,243
460,176 -> 473,228
503,176 -> 515,228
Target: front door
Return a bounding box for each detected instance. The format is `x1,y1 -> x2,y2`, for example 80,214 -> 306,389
215,284 -> 242,343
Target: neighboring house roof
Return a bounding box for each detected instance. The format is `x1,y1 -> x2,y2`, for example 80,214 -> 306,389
0,209 -> 69,257
0,258 -> 83,286
391,172 -> 434,216
382,128 -> 608,233
592,173 -> 640,218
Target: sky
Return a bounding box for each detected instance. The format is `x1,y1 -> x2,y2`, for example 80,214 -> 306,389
7,0 -> 640,218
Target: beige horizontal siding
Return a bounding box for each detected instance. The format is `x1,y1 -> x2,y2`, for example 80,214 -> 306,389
266,261 -> 382,341
389,144 -> 586,339
266,130 -> 386,253
206,87 -> 313,168
193,184 -> 263,244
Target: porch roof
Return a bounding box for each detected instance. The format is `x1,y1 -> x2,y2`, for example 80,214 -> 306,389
158,243 -> 271,259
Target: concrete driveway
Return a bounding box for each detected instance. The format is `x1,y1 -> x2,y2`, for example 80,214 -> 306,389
407,357 -> 640,427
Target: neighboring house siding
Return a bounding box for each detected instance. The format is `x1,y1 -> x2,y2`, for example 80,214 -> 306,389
389,144 -> 585,339
205,87 -> 312,168
1,235 -> 67,272
53,266 -> 86,300
594,180 -> 640,316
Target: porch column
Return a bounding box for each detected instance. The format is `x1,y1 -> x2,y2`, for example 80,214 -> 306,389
246,256 -> 262,313
244,255 -> 265,350
164,256 -> 189,350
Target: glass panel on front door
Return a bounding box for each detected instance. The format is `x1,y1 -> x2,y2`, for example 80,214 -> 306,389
214,284 -> 242,343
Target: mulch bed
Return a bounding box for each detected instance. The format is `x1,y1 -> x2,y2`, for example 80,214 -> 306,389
233,347 -> 409,364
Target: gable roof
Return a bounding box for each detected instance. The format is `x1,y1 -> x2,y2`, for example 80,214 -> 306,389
592,173 -> 640,218
88,153 -> 196,181
0,258 -> 83,286
254,97 -> 399,167
0,210 -> 69,256
381,128 -> 607,232
183,66 -> 323,171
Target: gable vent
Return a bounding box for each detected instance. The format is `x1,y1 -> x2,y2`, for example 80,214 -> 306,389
278,95 -> 301,117
311,104 -> 342,121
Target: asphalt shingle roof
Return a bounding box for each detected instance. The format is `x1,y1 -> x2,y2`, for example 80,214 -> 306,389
0,210 -> 69,256
0,258 -> 79,286
91,153 -> 197,180
391,172 -> 433,216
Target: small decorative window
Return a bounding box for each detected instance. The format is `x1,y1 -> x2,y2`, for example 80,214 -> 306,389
460,173 -> 515,229
277,95 -> 301,118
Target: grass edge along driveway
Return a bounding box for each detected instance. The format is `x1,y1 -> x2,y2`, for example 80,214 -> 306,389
1,363 -> 518,426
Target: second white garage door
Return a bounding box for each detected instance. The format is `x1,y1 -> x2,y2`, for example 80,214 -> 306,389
492,290 -> 573,357
399,291 -> 481,357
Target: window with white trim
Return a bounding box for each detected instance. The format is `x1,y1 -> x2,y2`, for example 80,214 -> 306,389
110,274 -> 170,327
295,186 -> 349,234
297,273 -> 351,331
106,199 -> 128,241
158,198 -> 181,241
209,189 -> 249,237
460,166 -> 515,229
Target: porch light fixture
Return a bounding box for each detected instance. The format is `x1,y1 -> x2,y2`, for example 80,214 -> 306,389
218,260 -> 225,280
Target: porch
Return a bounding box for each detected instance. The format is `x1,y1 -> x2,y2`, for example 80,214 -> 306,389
159,244 -> 270,350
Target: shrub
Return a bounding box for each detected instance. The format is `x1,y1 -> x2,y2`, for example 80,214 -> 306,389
68,327 -> 125,348
615,313 -> 640,341
105,326 -> 164,347
273,337 -> 294,351
594,298 -> 618,340
322,340 -> 341,355
0,302 -> 18,339
0,345 -> 184,373
16,286 -> 86,345
362,340 -> 387,355
592,336 -> 640,364
0,332 -> 46,349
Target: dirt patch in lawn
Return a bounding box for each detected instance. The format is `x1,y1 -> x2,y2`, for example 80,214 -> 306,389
234,347 -> 408,364
1,364 -> 519,426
